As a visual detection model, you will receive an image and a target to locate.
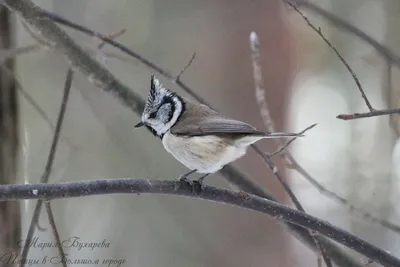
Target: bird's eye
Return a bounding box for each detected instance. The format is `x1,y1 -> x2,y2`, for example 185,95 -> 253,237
149,111 -> 157,119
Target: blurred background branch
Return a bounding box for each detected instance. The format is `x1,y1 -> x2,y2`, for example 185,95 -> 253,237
0,4 -> 20,267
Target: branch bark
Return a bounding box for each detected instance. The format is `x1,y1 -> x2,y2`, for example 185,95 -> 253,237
0,178 -> 398,267
249,31 -> 332,267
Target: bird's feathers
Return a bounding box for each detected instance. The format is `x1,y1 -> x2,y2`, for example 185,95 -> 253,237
171,117 -> 265,136
136,75 -> 305,174
170,99 -> 297,138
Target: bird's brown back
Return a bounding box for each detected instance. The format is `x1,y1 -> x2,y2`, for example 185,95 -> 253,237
170,98 -> 266,138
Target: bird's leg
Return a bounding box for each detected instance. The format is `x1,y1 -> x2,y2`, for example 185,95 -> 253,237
178,169 -> 197,181
197,174 -> 209,184
175,169 -> 197,191
194,173 -> 210,190
177,169 -> 197,186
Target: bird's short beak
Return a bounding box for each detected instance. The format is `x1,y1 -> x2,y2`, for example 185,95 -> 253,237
134,121 -> 145,128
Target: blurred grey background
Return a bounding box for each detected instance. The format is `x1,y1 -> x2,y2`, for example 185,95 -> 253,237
8,0 -> 400,266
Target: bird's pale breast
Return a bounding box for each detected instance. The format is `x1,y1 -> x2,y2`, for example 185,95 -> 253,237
162,131 -> 248,173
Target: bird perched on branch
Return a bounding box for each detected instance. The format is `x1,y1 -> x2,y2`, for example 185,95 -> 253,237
135,75 -> 302,187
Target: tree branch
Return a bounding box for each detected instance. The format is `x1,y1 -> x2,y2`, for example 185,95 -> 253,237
337,109 -> 400,120
287,2 -> 374,112
289,0 -> 400,69
3,0 -> 145,114
249,31 -> 332,267
44,201 -> 67,267
289,1 -> 400,120
19,69 -> 73,267
0,44 -> 39,61
0,178 -> 398,267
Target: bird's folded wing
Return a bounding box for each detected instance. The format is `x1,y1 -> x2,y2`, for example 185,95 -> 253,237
170,118 -> 265,136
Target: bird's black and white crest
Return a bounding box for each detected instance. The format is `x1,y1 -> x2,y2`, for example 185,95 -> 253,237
141,75 -> 184,137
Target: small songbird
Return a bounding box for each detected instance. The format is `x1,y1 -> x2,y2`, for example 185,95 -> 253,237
135,75 -> 302,186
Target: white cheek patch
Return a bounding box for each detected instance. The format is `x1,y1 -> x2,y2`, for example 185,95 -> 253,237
151,97 -> 183,136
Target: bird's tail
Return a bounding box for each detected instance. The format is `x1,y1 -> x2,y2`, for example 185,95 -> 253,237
263,132 -> 304,138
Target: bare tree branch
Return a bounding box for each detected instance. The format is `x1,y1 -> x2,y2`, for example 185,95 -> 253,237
0,178 -> 399,267
289,1 -> 400,121
19,69 -> 73,267
268,123 -> 317,157
0,62 -> 74,148
337,109 -> 400,120
287,2 -> 374,112
0,5 -> 20,266
288,0 -> 400,69
44,201 -> 67,267
0,44 -> 40,61
286,160 -> 400,234
249,31 -> 332,267
96,28 -> 126,49
176,52 -> 196,82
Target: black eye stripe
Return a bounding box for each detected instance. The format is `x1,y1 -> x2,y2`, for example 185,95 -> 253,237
149,111 -> 157,119
149,96 -> 175,120
149,102 -> 165,119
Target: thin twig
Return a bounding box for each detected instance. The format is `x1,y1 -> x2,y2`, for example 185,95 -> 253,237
288,0 -> 400,69
336,64 -> 399,121
0,62 -> 74,148
35,9 -> 225,107
19,69 -> 73,267
287,2 -> 374,111
42,69 -> 72,183
337,109 -> 400,120
44,201 -> 67,267
176,52 -> 196,81
386,61 -> 399,133
97,28 -> 126,49
2,2 -> 361,266
0,178 -> 398,267
288,1 -> 400,122
21,20 -> 54,47
249,32 -> 332,267
37,9 -> 172,79
284,156 -> 400,234
95,28 -> 127,66
0,44 -> 40,61
269,123 -> 317,157
0,64 -> 53,129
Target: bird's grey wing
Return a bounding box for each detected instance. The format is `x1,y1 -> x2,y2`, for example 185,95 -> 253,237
170,117 -> 265,136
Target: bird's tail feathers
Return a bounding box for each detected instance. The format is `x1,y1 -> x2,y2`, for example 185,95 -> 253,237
263,132 -> 303,138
